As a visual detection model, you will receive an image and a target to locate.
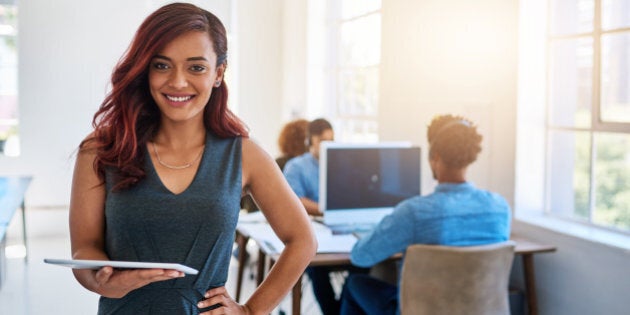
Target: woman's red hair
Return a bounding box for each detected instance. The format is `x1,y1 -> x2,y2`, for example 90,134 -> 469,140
81,3 -> 248,190
277,119 -> 309,158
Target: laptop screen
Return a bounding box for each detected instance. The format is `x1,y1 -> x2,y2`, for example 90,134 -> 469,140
319,142 -> 421,226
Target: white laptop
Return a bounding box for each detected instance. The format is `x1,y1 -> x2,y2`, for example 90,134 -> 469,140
318,142 -> 421,232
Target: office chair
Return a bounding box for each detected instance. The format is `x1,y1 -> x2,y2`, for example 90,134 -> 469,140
400,241 -> 515,315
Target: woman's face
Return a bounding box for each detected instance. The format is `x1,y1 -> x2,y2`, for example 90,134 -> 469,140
148,31 -> 224,124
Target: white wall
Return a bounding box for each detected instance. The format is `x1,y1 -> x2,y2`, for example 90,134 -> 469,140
281,0 -> 308,121
3,0 -> 283,207
378,0 -> 518,200
233,0 -> 285,157
5,0 -> 150,207
511,221 -> 630,315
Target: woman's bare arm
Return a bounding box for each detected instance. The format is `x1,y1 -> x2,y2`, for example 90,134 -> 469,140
240,138 -> 317,314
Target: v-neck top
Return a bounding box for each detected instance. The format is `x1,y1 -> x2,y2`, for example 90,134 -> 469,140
99,132 -> 242,314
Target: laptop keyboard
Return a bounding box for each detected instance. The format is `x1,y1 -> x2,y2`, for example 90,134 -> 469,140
327,222 -> 376,235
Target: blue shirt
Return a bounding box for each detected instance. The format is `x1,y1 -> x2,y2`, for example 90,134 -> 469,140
283,152 -> 319,202
350,182 -> 511,268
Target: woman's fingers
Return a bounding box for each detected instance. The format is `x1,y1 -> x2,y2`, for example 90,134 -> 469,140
204,286 -> 230,298
199,286 -> 247,314
94,267 -> 185,298
94,266 -> 113,285
135,268 -> 184,282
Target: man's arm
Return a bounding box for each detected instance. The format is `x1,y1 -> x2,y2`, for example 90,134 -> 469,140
350,203 -> 415,267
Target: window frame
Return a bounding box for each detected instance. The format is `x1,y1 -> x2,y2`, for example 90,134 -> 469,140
326,0 -> 381,143
544,0 -> 630,234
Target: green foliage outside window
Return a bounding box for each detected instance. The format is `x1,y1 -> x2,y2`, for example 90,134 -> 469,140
574,133 -> 630,231
594,135 -> 630,230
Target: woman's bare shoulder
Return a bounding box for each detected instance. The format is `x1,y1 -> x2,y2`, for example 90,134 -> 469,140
78,132 -> 99,155
241,137 -> 277,176
241,137 -> 270,158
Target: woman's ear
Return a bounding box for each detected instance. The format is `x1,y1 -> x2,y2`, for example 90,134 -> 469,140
213,64 -> 226,87
216,63 -> 226,81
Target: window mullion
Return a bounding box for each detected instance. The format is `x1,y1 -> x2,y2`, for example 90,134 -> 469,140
587,0 -> 601,226
592,0 -> 602,131
588,131 -> 596,222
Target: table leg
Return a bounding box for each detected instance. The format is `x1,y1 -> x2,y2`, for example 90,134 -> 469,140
292,275 -> 302,315
235,234 -> 249,302
20,201 -> 27,263
256,248 -> 266,286
522,254 -> 538,315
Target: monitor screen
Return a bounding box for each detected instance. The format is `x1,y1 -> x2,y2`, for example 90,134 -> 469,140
319,142 -> 421,220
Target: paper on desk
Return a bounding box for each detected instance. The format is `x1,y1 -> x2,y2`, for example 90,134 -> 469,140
311,221 -> 334,236
238,222 -> 357,254
238,210 -> 266,223
316,233 -> 357,253
261,233 -> 358,254
238,212 -> 332,236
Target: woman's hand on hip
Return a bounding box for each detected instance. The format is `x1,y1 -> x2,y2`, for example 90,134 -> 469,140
198,286 -> 252,315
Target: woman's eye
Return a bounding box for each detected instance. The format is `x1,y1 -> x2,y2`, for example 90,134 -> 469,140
190,65 -> 206,72
152,62 -> 169,70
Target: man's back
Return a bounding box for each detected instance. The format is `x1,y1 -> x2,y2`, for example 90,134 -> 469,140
350,182 -> 511,268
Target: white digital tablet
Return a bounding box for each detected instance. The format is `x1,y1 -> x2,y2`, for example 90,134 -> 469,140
44,258 -> 199,275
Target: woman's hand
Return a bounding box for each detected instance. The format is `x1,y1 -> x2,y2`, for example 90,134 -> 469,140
90,266 -> 184,298
198,287 -> 251,315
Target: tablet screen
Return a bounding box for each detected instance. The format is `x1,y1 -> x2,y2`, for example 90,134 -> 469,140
44,258 -> 199,275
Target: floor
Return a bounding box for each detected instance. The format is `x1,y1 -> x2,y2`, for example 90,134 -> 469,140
0,208 -> 324,315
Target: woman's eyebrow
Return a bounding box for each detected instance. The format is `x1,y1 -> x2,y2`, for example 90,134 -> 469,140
152,55 -> 209,62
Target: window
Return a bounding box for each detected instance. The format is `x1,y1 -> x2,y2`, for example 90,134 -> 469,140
334,0 -> 380,142
314,0 -> 381,142
0,2 -> 19,156
546,0 -> 630,232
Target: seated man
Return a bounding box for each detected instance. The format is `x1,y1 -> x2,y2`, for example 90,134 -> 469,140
284,118 -> 366,315
283,118 -> 333,216
340,114 -> 511,315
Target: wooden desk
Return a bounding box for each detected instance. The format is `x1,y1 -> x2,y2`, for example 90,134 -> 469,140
510,235 -> 557,315
233,224 -> 356,303
255,250 -> 355,315
237,226 -> 556,315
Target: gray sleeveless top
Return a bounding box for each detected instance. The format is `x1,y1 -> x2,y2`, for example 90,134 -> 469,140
98,133 -> 242,314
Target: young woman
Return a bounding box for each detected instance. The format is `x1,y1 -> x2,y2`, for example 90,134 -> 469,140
69,3 -> 316,314
275,118 -> 309,171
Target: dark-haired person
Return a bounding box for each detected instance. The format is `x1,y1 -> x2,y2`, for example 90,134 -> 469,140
283,118 -> 334,217
339,114 -> 511,315
69,3 -> 316,314
283,118 -> 347,315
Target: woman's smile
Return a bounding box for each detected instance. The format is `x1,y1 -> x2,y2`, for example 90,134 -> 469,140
163,94 -> 196,107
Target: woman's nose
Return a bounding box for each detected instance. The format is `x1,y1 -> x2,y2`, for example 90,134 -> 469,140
168,69 -> 188,89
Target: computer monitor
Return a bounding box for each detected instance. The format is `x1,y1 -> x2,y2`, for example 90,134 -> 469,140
319,142 -> 421,227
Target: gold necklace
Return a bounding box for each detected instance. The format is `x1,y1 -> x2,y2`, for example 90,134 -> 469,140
152,142 -> 204,170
